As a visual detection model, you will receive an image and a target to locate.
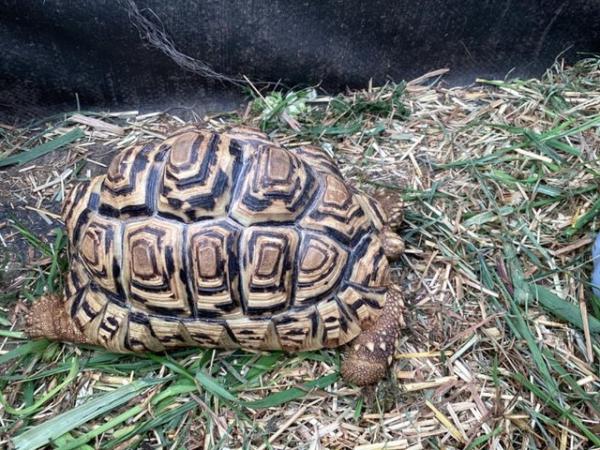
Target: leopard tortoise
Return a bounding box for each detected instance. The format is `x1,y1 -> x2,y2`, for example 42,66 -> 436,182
27,126 -> 405,385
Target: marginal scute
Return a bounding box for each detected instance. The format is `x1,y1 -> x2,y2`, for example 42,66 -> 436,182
346,234 -> 390,288
316,297 -> 362,347
356,193 -> 388,231
229,145 -> 317,225
273,306 -> 324,351
336,284 -> 386,328
63,176 -> 103,248
65,258 -> 90,299
69,285 -> 109,333
62,180 -> 88,224
126,313 -> 164,352
227,317 -> 281,350
292,145 -> 342,177
92,301 -> 129,352
183,318 -> 236,348
146,316 -> 192,347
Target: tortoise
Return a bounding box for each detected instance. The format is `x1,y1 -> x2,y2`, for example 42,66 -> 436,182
26,126 -> 405,386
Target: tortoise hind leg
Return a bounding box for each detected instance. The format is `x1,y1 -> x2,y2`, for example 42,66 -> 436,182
341,285 -> 405,386
26,294 -> 92,345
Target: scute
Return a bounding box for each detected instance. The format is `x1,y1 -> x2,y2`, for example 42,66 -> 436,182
94,301 -> 130,353
99,143 -> 165,217
65,258 -> 90,300
292,145 -> 342,177
273,306 -> 324,351
226,317 -> 280,349
316,297 -> 362,347
76,213 -> 122,294
187,219 -> 241,315
346,234 -> 390,288
337,284 -> 386,327
68,285 -> 110,335
63,176 -> 103,247
356,192 -> 388,231
64,126 -> 392,353
183,318 -> 236,348
157,130 -> 242,222
229,145 -> 317,225
239,226 -> 299,315
122,218 -> 189,315
296,233 -> 348,305
300,173 -> 371,245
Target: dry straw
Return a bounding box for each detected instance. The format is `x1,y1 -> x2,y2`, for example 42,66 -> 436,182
0,57 -> 599,449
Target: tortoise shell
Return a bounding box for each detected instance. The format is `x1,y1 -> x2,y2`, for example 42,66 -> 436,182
62,127 -> 391,353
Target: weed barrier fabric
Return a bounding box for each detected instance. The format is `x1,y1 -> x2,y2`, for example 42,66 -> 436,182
1,0 -> 600,121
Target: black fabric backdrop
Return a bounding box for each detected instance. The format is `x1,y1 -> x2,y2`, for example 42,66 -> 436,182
2,0 -> 599,122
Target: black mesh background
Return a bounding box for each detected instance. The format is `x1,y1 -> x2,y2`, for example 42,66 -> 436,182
2,0 -> 599,121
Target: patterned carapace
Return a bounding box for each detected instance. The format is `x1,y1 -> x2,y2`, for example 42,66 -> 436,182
61,127 -> 391,353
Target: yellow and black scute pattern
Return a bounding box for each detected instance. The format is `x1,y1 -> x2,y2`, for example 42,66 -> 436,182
62,127 -> 389,353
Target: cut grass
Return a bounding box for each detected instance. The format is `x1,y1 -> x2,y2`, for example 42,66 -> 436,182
1,58 -> 600,448
0,128 -> 84,168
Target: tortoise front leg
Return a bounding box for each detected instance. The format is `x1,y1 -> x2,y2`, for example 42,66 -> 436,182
341,285 -> 405,385
26,294 -> 92,345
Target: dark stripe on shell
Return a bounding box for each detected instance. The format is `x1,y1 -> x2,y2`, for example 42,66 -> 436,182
180,224 -> 197,318
146,146 -> 169,213
88,192 -> 100,211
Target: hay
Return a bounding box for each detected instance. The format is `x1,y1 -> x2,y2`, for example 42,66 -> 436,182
0,57 -> 599,449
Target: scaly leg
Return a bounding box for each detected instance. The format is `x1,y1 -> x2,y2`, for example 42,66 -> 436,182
341,285 -> 405,385
26,294 -> 92,345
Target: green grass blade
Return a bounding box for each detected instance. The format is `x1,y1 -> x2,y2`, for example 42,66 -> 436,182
564,196 -> 600,237
243,353 -> 282,383
0,128 -> 84,167
10,222 -> 52,257
243,373 -> 338,409
540,114 -> 600,142
195,370 -> 238,403
0,340 -> 49,365
522,129 -> 565,163
48,433 -> 94,450
102,401 -> 197,449
514,373 -> 600,446
463,206 -> 514,227
464,425 -> 503,450
503,244 -> 559,395
151,380 -> 197,405
58,405 -> 144,450
0,330 -> 26,339
146,353 -> 195,382
531,284 -> 600,333
12,379 -> 159,450
0,358 -> 78,417
60,380 -> 203,450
